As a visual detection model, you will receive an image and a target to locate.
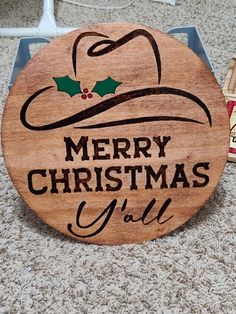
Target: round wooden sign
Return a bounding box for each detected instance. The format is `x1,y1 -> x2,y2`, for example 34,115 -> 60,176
2,23 -> 229,244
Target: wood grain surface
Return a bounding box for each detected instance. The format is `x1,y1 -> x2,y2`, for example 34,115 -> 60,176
1,23 -> 230,244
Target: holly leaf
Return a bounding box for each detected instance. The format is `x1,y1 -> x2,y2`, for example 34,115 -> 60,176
53,75 -> 82,97
92,76 -> 122,97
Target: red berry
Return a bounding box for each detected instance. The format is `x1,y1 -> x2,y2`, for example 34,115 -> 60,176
83,88 -> 89,94
88,93 -> 93,99
81,94 -> 87,99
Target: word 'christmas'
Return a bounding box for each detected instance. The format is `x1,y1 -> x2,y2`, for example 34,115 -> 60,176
27,136 -> 210,195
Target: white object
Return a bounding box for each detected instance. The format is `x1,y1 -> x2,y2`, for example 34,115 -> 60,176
61,0 -> 135,10
153,0 -> 176,5
0,0 -> 76,37
0,0 -> 139,37
0,0 -> 176,37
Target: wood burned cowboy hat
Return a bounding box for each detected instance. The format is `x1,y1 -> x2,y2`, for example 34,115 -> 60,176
20,28 -> 212,131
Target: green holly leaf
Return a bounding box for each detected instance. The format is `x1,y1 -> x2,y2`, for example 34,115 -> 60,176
92,76 -> 122,97
52,75 -> 82,97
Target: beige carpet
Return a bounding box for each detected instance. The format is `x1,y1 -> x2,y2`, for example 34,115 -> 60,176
0,0 -> 236,313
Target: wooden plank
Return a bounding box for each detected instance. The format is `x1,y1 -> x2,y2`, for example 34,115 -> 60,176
223,54 -> 236,94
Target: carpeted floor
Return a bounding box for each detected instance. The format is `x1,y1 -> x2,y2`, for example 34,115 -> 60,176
0,1 -> 236,313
